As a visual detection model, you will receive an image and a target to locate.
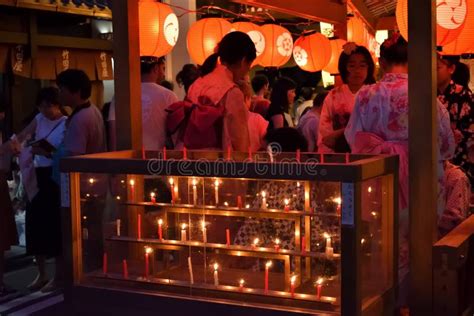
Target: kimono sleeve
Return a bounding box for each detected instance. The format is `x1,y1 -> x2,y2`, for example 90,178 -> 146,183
317,93 -> 335,153
222,87 -> 250,151
344,92 -> 366,151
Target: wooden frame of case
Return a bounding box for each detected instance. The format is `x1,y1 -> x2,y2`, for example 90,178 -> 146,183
60,150 -> 398,316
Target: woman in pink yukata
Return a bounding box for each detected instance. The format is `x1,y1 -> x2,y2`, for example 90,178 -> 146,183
344,34 -> 455,305
186,31 -> 256,152
318,43 -> 376,153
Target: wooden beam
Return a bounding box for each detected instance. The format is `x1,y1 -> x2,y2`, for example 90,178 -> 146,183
0,31 -> 28,45
36,35 -> 113,51
376,16 -> 397,30
232,0 -> 347,24
348,0 -> 376,31
408,0 -> 437,314
112,0 -> 142,151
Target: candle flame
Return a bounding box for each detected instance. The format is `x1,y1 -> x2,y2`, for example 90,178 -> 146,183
361,238 -> 366,244
275,238 -> 280,245
192,178 -> 197,186
297,181 -> 301,188
368,186 -> 372,193
174,186 -> 178,193
323,232 -> 331,239
86,194 -> 90,197
261,191 -> 266,198
265,261 -> 272,268
213,262 -> 219,271
129,179 -> 135,186
116,196 -> 121,200
150,192 -> 156,198
145,246 -> 153,254
158,219 -> 163,225
169,178 -> 174,185
253,238 -> 259,246
316,277 -> 324,285
181,223 -> 187,230
201,220 -> 206,230
333,197 -> 342,205
224,201 -> 229,206
245,204 -> 250,209
284,198 -> 290,205
291,275 -> 297,284
214,179 -> 219,187
371,211 -> 377,217
239,279 -> 245,286
88,178 -> 95,184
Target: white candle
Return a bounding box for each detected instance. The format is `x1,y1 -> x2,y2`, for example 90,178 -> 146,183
324,233 -> 333,258
261,191 -> 267,209
201,220 -> 207,243
239,278 -> 245,292
192,178 -> 197,205
169,178 -> 175,203
252,237 -> 259,248
116,219 -> 121,236
188,257 -> 194,284
214,179 -> 219,205
284,198 -> 290,212
213,263 -> 219,286
181,223 -> 187,242
290,275 -> 297,298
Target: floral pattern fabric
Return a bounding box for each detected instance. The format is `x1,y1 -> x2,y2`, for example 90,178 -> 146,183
318,84 -> 356,153
437,80 -> 474,186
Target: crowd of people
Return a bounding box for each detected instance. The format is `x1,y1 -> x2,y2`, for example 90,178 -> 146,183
0,31 -> 472,307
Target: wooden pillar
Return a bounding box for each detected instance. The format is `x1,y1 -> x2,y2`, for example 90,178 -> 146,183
112,0 -> 142,150
408,0 -> 437,314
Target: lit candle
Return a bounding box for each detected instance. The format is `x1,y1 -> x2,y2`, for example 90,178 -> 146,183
290,275 -> 297,298
301,236 -> 306,254
157,219 -> 163,241
88,178 -> 95,185
252,238 -> 259,249
368,186 -> 372,193
296,149 -> 300,162
239,278 -> 245,292
316,278 -> 324,300
237,195 -> 242,209
201,220 -> 207,243
284,198 -> 290,212
181,223 -> 187,242
144,247 -> 153,278
226,229 -> 231,246
137,214 -> 141,239
116,219 -> 121,236
123,259 -> 128,279
274,238 -> 281,251
169,178 -> 175,204
214,179 -> 219,205
163,146 -> 167,160
227,145 -> 231,161
129,179 -> 135,200
183,146 -> 187,160
261,191 -> 267,210
324,233 -> 333,258
150,192 -> 156,203
264,261 -> 272,294
213,263 -> 219,286
192,178 -> 197,205
188,257 -> 194,284
102,252 -> 107,275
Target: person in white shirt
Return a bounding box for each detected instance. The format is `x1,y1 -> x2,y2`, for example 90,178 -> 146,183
16,87 -> 67,293
294,87 -> 314,125
237,80 -> 268,152
108,56 -> 178,151
297,91 -> 327,152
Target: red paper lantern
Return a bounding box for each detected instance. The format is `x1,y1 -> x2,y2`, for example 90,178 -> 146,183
259,24 -> 294,67
139,0 -> 179,57
396,0 -> 467,46
323,39 -> 346,75
293,33 -> 331,72
443,0 -> 474,54
231,22 -> 266,66
187,18 -> 232,65
347,16 -> 366,45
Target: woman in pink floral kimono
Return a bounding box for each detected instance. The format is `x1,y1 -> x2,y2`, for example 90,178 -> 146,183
344,35 -> 455,291
318,44 -> 376,153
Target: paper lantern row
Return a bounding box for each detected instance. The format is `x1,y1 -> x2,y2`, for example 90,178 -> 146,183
396,0 -> 472,52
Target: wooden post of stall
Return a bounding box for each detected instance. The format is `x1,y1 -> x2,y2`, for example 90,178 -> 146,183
112,0 -> 142,151
408,0 -> 437,314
